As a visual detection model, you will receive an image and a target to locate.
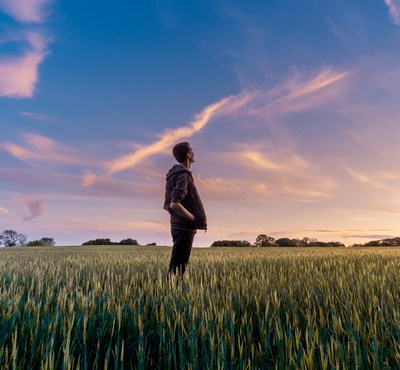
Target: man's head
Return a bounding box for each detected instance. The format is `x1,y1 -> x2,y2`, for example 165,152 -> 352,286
173,142 -> 194,164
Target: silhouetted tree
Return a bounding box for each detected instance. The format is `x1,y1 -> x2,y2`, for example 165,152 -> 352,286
308,241 -> 345,247
364,237 -> 400,247
275,238 -> 297,247
27,237 -> 55,246
118,238 -> 138,245
211,240 -> 252,247
82,238 -> 116,246
254,234 -> 275,247
0,230 -> 27,247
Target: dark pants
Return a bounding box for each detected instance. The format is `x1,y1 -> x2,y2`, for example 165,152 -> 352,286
169,228 -> 196,275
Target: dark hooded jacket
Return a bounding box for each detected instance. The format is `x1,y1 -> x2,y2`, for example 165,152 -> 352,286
164,164 -> 207,230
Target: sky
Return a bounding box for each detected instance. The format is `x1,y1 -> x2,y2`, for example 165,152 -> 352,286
1,0 -> 400,247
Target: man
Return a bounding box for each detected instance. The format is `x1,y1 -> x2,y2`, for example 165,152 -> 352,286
164,142 -> 207,276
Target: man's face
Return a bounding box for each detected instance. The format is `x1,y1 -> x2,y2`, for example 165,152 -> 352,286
188,147 -> 195,163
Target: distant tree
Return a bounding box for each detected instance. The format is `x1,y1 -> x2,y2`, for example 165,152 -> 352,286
210,240 -> 252,247
82,238 -> 116,246
364,240 -> 381,247
118,238 -> 138,245
146,242 -> 157,246
254,234 -> 275,247
308,241 -> 345,247
275,238 -> 297,247
382,237 -> 400,246
292,239 -> 303,247
27,237 -> 55,247
27,240 -> 43,247
364,237 -> 400,247
0,230 -> 27,247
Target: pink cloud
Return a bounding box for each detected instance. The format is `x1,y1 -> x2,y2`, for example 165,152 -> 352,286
212,147 -> 337,201
1,132 -> 99,167
385,0 -> 400,25
259,68 -> 350,115
80,174 -> 163,198
21,196 -> 45,221
0,206 -> 9,214
0,0 -> 53,23
0,32 -> 49,98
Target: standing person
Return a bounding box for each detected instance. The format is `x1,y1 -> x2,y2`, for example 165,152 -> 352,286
164,142 -> 207,276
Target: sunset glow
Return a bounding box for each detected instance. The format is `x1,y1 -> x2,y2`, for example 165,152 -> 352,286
1,1 -> 400,246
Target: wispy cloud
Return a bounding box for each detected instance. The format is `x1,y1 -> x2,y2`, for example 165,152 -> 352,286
85,67 -> 348,188
196,175 -> 242,200
104,93 -> 253,176
1,132 -> 98,167
197,146 -> 337,203
0,0 -> 53,23
80,173 -> 163,198
21,111 -> 55,122
372,205 -> 399,213
0,206 -> 9,214
385,0 -> 400,25
240,150 -> 310,172
282,68 -> 348,100
267,68 -> 349,114
341,163 -> 400,193
21,196 -> 45,221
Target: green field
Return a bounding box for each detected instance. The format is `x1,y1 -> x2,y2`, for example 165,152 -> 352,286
1,246 -> 400,369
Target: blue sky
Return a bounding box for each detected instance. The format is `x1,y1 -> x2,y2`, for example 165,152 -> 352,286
1,0 -> 400,246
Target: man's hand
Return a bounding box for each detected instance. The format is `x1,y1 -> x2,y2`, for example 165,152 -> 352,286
170,202 -> 195,221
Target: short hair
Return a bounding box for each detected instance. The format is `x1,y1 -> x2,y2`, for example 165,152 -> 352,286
172,142 -> 191,163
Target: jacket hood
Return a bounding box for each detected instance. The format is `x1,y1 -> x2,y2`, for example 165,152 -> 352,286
165,164 -> 191,180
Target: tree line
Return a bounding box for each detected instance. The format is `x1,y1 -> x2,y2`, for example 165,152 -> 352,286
81,238 -> 139,246
210,235 -> 400,248
0,230 -> 148,247
211,235 -> 345,248
0,230 -> 55,247
3,229 -> 400,248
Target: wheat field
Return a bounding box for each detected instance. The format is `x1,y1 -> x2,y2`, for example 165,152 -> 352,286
0,246 -> 400,369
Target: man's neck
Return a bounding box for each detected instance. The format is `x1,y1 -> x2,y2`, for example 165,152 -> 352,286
179,161 -> 191,170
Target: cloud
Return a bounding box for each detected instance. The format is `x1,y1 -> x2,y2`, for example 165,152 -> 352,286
67,217 -> 166,233
105,92 -> 253,175
0,32 -> 49,98
282,68 -> 349,100
21,111 -> 55,122
81,172 -> 98,187
0,0 -> 53,23
0,0 -> 53,99
80,173 -> 163,199
240,150 -> 310,172
218,147 -> 337,201
265,68 -> 349,114
0,206 -> 9,214
1,132 -> 98,167
196,175 -> 242,200
372,205 -> 399,213
385,0 -> 400,25
341,163 -> 400,193
344,234 -> 396,240
22,196 -> 45,221
97,67 -> 347,180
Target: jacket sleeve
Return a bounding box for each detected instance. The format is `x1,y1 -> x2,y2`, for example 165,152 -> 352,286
170,173 -> 189,203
